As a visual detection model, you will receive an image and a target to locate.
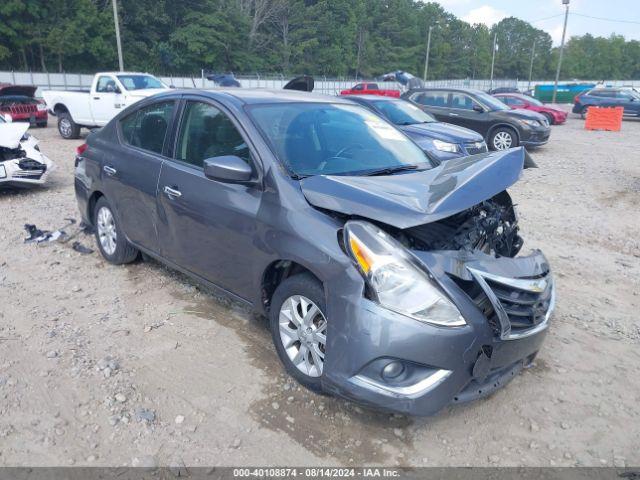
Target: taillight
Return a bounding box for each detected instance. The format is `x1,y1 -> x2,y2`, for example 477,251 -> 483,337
574,94 -> 581,103
76,143 -> 88,156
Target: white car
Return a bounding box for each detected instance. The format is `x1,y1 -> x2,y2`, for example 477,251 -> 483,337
0,114 -> 54,188
42,72 -> 170,139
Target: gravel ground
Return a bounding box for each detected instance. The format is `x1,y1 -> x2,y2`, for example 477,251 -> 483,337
0,114 -> 639,468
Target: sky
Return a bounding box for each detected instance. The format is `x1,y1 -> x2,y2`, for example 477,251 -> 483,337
433,0 -> 640,45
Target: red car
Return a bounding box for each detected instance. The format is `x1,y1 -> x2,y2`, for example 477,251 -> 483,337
493,93 -> 567,125
340,82 -> 400,98
0,84 -> 48,127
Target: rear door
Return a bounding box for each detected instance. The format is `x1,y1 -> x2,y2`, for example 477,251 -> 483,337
101,99 -> 176,253
408,90 -> 450,121
156,97 -> 263,299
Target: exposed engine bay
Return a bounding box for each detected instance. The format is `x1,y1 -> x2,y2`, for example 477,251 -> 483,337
0,122 -> 53,188
395,192 -> 523,258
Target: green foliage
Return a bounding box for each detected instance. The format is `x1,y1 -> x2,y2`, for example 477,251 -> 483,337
0,0 -> 638,80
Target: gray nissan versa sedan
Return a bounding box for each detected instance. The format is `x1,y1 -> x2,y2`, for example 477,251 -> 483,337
74,89 -> 555,416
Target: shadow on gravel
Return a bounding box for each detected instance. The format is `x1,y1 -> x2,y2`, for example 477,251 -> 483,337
131,256 -> 421,465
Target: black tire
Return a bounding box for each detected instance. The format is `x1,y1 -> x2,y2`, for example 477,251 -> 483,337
541,112 -> 554,125
93,196 -> 139,264
269,273 -> 327,393
489,126 -> 518,151
57,111 -> 81,139
580,107 -> 588,119
37,121 -> 48,128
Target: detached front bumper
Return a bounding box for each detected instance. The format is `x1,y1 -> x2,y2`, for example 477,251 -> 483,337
322,249 -> 554,416
0,156 -> 53,188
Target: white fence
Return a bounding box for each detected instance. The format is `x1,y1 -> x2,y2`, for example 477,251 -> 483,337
0,71 -> 401,97
2,70 -> 639,98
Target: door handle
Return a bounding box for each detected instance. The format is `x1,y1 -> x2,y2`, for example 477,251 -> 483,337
163,186 -> 182,199
93,96 -> 100,100
103,165 -> 117,176
449,112 -> 459,116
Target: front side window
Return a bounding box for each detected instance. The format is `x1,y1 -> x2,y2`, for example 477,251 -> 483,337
120,101 -> 174,154
96,76 -> 117,93
451,93 -> 478,110
117,75 -> 166,91
353,84 -> 364,91
249,102 -> 431,177
176,101 -> 250,168
473,92 -> 510,111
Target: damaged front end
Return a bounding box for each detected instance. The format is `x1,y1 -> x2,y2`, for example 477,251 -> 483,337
0,122 -> 53,188
305,148 -> 555,414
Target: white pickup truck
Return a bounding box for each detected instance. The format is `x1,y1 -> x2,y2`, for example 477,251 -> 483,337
42,72 -> 170,139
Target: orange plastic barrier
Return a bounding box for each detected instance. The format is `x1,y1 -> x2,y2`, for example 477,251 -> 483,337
584,106 -> 623,131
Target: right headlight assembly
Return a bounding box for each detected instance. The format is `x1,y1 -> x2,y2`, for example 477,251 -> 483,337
344,221 -> 465,327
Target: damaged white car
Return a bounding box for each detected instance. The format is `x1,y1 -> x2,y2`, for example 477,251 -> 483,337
0,114 -> 54,188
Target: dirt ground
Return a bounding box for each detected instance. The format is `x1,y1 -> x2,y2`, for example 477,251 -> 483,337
0,113 -> 639,468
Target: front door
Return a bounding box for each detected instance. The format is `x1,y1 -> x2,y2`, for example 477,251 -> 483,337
101,99 -> 176,253
156,98 -> 263,300
92,75 -> 123,125
447,92 -> 491,136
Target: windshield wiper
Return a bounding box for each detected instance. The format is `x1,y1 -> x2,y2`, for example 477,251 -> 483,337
362,165 -> 419,176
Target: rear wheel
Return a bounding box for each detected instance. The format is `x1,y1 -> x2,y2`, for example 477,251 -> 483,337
270,274 -> 327,393
580,107 -> 588,119
93,197 -> 139,264
490,127 -> 518,151
57,112 -> 81,139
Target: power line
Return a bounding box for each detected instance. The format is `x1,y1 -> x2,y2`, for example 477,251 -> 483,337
570,12 -> 640,25
529,13 -> 564,23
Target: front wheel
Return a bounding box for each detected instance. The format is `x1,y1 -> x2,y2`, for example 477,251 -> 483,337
270,274 -> 327,393
93,197 -> 139,264
57,112 -> 81,139
490,127 -> 518,150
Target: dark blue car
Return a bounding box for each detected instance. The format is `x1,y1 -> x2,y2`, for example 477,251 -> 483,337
74,89 -> 554,416
573,88 -> 640,118
346,95 -> 487,162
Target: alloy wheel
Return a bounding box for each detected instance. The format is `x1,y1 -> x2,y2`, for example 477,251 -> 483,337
97,206 -> 117,256
279,295 -> 327,377
59,118 -> 72,137
493,131 -> 513,150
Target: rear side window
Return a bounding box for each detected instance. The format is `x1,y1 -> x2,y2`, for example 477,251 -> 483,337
175,101 -> 250,168
120,101 -> 174,154
412,91 -> 448,107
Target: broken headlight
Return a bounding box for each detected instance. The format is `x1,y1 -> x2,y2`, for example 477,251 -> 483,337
344,221 -> 465,327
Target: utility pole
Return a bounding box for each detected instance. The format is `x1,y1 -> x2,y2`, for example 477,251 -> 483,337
490,32 -> 497,90
423,25 -> 434,82
552,0 -> 570,103
528,39 -> 536,92
112,0 -> 124,72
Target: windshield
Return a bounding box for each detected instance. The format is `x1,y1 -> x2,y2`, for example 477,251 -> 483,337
249,103 -> 432,177
373,100 -> 436,125
476,92 -> 510,111
116,75 -> 166,91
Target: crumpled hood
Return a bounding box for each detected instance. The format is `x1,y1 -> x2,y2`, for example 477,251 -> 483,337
0,123 -> 29,149
300,147 -> 525,229
0,85 -> 37,97
401,122 -> 483,144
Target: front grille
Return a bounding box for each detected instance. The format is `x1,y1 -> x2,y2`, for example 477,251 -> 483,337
2,104 -> 38,114
465,142 -> 488,155
13,158 -> 46,180
467,268 -> 554,339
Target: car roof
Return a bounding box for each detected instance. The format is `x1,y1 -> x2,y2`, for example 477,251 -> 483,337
150,88 -> 353,106
407,87 -> 487,95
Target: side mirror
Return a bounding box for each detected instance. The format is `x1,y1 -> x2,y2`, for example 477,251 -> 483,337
203,155 -> 253,183
473,104 -> 484,113
114,86 -> 122,94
